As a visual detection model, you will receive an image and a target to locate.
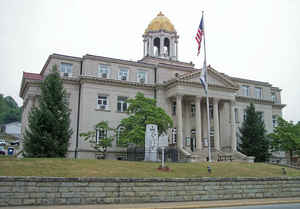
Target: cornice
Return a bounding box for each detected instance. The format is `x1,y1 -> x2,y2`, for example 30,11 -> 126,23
61,77 -> 80,85
272,103 -> 286,109
271,86 -> 282,92
165,79 -> 237,93
19,79 -> 41,98
40,54 -> 82,75
139,56 -> 194,68
80,76 -> 155,90
236,96 -> 274,105
231,77 -> 272,87
83,54 -> 154,69
178,67 -> 239,90
157,63 -> 195,72
208,67 -> 239,88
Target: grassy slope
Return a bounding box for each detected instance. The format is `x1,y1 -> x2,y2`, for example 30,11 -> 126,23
0,157 -> 299,178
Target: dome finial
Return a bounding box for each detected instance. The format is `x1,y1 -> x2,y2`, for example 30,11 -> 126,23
158,11 -> 164,16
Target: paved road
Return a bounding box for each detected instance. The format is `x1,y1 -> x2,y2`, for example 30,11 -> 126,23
4,198 -> 300,209
199,203 -> 300,209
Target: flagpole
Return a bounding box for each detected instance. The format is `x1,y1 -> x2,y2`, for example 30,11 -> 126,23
202,11 -> 212,162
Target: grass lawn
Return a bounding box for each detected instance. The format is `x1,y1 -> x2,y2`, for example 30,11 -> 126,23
0,157 -> 300,178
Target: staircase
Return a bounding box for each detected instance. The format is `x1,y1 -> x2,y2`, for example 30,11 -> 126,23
184,147 -> 254,162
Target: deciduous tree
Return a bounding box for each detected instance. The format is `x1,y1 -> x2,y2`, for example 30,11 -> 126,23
269,117 -> 300,163
119,92 -> 173,146
80,121 -> 114,158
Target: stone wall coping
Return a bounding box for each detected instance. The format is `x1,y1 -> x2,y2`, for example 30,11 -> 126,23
0,176 -> 299,183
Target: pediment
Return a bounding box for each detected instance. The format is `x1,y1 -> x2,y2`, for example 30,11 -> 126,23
178,66 -> 238,89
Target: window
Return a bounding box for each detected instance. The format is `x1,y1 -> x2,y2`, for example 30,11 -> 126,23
171,128 -> 177,144
191,104 -> 195,116
272,93 -> 277,103
243,110 -> 247,121
255,87 -> 262,99
116,126 -> 125,145
209,104 -> 213,119
272,115 -> 277,128
242,85 -> 250,96
118,69 -> 129,81
97,95 -> 108,110
172,102 -> 176,115
257,111 -> 264,121
60,63 -> 72,77
96,128 -> 107,144
117,96 -> 128,112
234,108 -> 239,123
137,71 -> 147,84
98,65 -> 110,78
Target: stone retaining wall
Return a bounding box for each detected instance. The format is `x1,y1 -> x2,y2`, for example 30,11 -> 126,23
1,176 -> 300,206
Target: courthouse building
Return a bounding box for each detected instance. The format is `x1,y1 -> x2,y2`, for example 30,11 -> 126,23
20,12 -> 285,161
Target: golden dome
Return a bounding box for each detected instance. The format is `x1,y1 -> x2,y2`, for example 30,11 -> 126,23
145,12 -> 176,33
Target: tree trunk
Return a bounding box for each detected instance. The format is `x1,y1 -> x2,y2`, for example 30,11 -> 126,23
289,150 -> 293,165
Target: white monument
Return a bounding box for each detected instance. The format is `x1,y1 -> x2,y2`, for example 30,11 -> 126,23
145,124 -> 159,161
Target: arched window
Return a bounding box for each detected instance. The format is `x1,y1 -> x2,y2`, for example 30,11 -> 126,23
154,37 -> 160,56
164,38 -> 170,56
116,125 -> 125,145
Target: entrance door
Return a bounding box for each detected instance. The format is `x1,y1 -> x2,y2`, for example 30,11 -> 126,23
191,129 -> 196,152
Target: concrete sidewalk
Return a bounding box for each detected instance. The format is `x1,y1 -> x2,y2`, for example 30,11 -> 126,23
4,198 -> 300,209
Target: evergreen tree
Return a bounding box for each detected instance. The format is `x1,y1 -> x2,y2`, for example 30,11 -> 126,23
239,103 -> 269,162
24,65 -> 72,157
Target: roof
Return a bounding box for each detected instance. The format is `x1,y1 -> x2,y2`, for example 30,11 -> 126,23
145,12 -> 176,33
23,72 -> 43,80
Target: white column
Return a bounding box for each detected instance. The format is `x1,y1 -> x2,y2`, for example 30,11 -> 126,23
175,41 -> 178,60
176,95 -> 183,149
143,40 -> 146,57
231,100 -> 237,151
213,98 -> 220,150
160,37 -> 164,57
195,96 -> 202,151
150,37 -> 153,56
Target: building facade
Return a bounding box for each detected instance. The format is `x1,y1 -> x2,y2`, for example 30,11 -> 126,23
20,12 -> 285,161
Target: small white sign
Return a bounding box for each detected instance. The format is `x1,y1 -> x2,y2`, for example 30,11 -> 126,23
158,133 -> 168,147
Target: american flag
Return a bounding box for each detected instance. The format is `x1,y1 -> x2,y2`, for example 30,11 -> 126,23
195,15 -> 204,56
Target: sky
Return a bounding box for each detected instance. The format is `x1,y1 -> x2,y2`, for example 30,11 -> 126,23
0,0 -> 299,122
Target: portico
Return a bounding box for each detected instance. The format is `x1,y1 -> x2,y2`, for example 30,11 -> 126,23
165,71 -> 239,159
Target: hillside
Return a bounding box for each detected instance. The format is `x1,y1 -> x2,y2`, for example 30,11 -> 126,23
0,94 -> 21,124
0,158 -> 299,178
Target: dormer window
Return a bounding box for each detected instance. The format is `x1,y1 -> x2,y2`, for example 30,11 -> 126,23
98,65 -> 110,79
60,63 -> 72,77
118,69 -> 129,81
137,71 -> 147,84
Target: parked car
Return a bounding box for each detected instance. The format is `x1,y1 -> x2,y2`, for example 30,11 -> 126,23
0,139 -> 6,146
10,140 -> 20,146
0,146 -> 5,155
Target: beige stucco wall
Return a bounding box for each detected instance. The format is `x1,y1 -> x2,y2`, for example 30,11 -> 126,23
21,85 -> 41,138
157,67 -> 191,84
41,58 -> 81,78
63,83 -> 79,155
77,82 -> 155,156
82,58 -> 155,84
